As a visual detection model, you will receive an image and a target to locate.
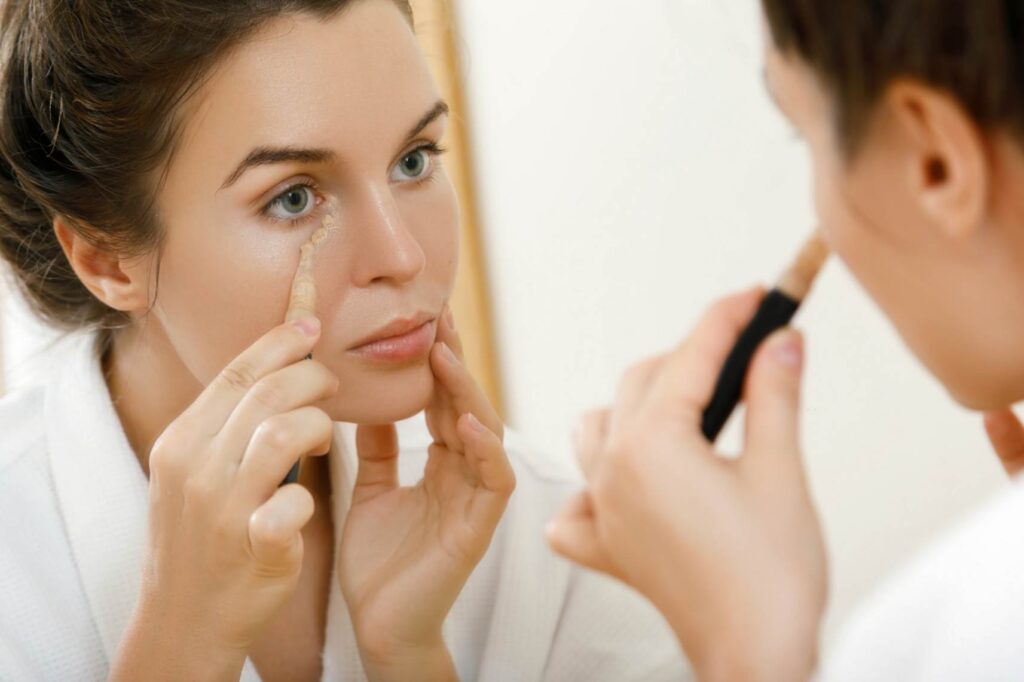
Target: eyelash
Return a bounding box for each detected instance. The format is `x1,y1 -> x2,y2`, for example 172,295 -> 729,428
258,141 -> 449,228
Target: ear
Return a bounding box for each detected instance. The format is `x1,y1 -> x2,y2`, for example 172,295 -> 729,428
53,216 -> 152,313
884,81 -> 988,240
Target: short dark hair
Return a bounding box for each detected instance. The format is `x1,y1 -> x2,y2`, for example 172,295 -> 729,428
0,0 -> 412,331
761,0 -> 1024,155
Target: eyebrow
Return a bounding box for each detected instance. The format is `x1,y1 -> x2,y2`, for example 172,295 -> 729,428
408,100 -> 449,140
219,99 -> 450,190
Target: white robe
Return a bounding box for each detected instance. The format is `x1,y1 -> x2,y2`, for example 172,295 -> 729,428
0,330 -> 688,681
820,474 -> 1024,682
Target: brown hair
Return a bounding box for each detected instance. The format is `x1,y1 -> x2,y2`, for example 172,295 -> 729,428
0,0 -> 412,331
761,0 -> 1024,156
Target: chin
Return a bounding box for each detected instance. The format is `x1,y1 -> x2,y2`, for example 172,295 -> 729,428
939,364 -> 1024,413
324,358 -> 436,425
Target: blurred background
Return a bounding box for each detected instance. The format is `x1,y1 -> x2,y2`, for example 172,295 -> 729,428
1,0 -> 1008,650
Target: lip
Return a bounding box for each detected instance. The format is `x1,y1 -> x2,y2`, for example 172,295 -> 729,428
347,312 -> 437,363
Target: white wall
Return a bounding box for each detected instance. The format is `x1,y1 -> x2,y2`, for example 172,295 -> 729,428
0,0 -> 1010,654
452,0 -> 1008,645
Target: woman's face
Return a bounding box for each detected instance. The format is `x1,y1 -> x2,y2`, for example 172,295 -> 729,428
764,32 -> 1024,410
147,0 -> 458,424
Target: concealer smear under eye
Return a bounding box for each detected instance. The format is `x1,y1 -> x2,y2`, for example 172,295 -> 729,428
285,200 -> 340,323
280,201 -> 339,486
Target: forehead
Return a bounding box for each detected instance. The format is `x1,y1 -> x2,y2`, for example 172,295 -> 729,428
174,1 -> 438,171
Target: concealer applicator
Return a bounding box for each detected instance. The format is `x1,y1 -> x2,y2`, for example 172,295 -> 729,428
281,205 -> 339,484
700,234 -> 829,442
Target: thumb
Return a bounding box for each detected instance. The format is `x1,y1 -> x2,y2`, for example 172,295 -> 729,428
984,408 -> 1024,477
743,328 -> 804,467
352,423 -> 400,503
546,491 -> 620,580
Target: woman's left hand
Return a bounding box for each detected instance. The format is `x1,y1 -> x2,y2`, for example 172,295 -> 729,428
546,289 -> 827,682
338,305 -> 515,681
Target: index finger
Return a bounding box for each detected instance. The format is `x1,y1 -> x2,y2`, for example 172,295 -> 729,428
645,287 -> 765,426
181,317 -> 322,434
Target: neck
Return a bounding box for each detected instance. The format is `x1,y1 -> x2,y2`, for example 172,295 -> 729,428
102,320 -> 204,476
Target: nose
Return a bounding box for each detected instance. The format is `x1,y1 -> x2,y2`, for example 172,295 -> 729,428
347,182 -> 426,287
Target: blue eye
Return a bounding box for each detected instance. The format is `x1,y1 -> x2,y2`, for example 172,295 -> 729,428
265,184 -> 316,221
391,148 -> 433,182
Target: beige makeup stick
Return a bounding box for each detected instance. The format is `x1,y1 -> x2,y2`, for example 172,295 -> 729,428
281,204 -> 339,485
700,232 -> 829,441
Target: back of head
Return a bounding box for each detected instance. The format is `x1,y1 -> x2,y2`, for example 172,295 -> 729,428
761,0 -> 1024,155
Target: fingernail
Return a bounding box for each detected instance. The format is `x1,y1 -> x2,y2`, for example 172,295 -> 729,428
293,317 -> 320,337
467,413 -> 486,433
772,331 -> 804,370
440,342 -> 457,363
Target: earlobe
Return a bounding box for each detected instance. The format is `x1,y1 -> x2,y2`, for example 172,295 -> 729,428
887,82 -> 988,240
53,216 -> 151,312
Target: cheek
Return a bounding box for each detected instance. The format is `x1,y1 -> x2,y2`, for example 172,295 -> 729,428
411,173 -> 460,292
805,141 -> 1017,407
809,141 -> 898,291
152,221 -> 304,383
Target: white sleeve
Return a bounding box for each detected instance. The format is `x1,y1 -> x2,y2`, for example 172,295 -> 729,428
542,566 -> 692,681
0,635 -> 42,682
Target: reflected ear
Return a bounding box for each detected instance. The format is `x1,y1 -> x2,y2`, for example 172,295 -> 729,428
885,81 -> 988,240
53,215 -> 152,312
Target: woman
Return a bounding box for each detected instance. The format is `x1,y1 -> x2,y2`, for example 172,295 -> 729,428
0,1 -> 685,680
548,1 -> 1024,681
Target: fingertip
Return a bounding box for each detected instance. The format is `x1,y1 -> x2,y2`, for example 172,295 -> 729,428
766,328 -> 805,372
429,342 -> 456,374
984,412 -> 1006,436
544,520 -> 563,551
748,329 -> 804,387
459,412 -> 487,436
544,517 -> 570,555
291,316 -> 321,338
984,409 -> 1015,432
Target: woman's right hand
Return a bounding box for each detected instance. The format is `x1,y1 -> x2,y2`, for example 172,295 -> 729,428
109,317 -> 339,682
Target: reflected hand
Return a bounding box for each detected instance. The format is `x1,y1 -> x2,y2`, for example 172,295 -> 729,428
337,305 -> 515,681
546,288 -> 826,682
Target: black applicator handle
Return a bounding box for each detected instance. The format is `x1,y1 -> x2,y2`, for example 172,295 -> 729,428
700,289 -> 800,442
280,350 -> 314,486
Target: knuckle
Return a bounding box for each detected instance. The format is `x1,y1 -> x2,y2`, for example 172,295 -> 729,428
604,428 -> 638,467
497,468 -> 517,496
623,360 -> 650,383
256,417 -> 295,451
582,408 -> 607,427
581,408 -> 609,438
249,378 -> 288,413
707,294 -> 737,321
148,433 -> 182,476
219,360 -> 259,393
249,515 -> 291,552
312,409 -> 334,437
